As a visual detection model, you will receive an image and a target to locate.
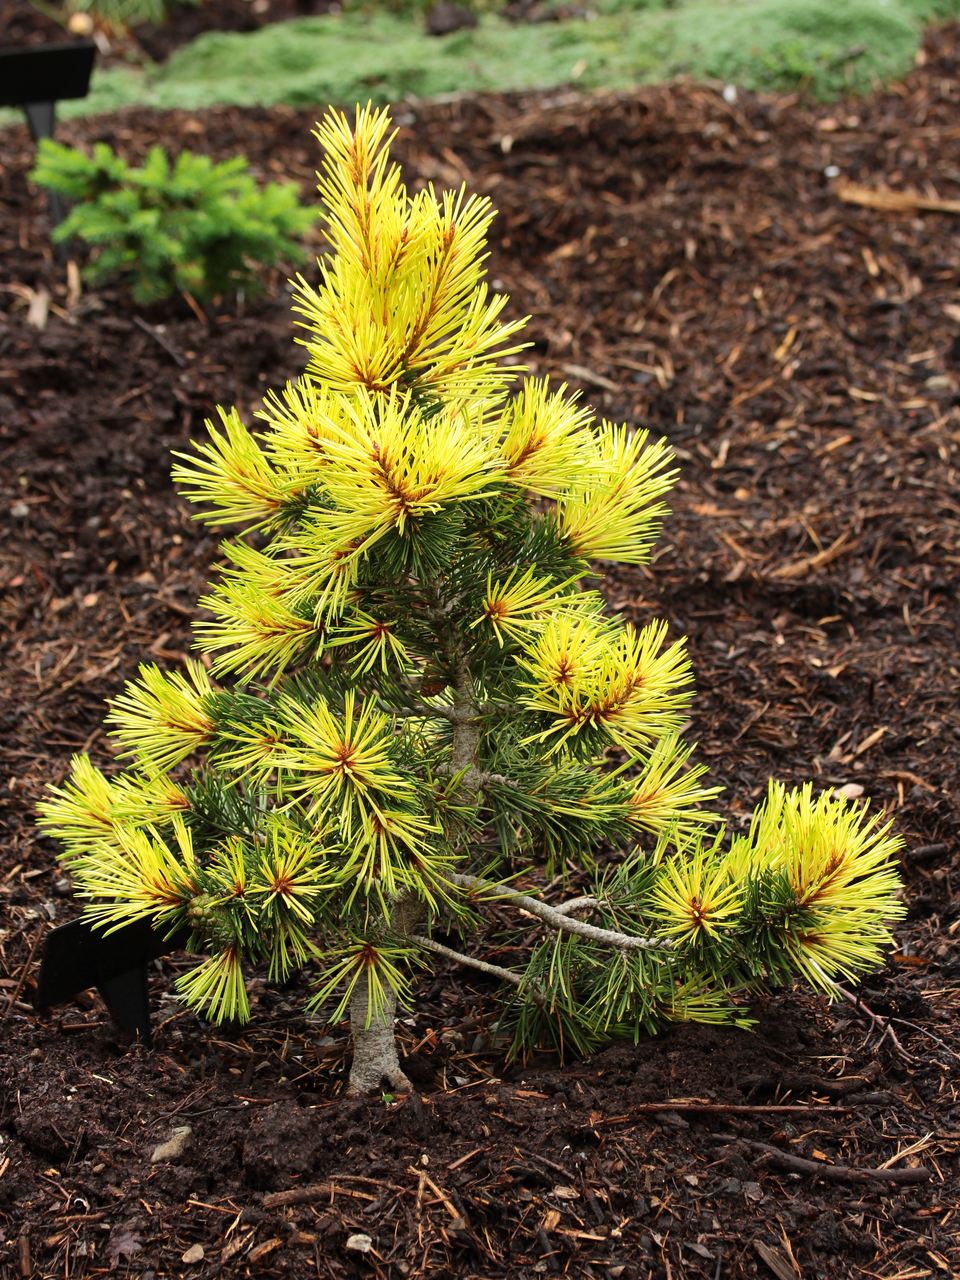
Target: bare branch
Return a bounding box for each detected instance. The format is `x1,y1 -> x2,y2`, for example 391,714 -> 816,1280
434,765 -> 520,789
380,702 -> 456,723
450,873 -> 671,952
411,934 -> 523,988
551,895 -> 600,917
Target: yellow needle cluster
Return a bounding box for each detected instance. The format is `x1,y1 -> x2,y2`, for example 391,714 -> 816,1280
519,614 -> 694,752
295,106 -> 526,403
648,781 -> 905,984
746,782 -> 905,985
165,105 -> 682,685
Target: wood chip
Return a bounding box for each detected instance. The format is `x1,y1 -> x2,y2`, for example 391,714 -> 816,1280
837,180 -> 960,215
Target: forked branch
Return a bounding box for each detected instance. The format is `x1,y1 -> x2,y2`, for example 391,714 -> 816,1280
450,873 -> 671,952
411,933 -> 523,988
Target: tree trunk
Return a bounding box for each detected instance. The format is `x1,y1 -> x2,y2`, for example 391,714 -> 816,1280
346,890 -> 420,1094
347,971 -> 413,1094
348,657 -> 479,1094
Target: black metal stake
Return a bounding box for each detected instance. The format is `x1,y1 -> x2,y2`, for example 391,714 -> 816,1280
24,100 -> 68,249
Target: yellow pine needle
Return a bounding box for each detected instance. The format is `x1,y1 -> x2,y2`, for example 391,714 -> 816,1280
315,389 -> 501,546
558,423 -> 677,564
295,105 -> 527,404
521,616 -> 694,751
172,405 -> 290,528
75,816 -> 198,933
516,611 -> 607,698
627,734 -> 722,836
475,566 -> 588,644
38,755 -> 119,857
276,690 -> 412,825
111,772 -> 191,826
780,784 -> 904,911
287,529 -> 363,623
206,836 -> 251,906
195,541 -> 320,681
108,660 -> 216,771
325,611 -> 411,675
256,378 -> 343,484
39,760 -> 191,866
499,378 -> 598,498
344,805 -> 447,907
308,940 -> 415,1026
312,102 -> 403,282
650,843 -> 744,945
213,710 -> 288,780
718,782 -> 905,985
175,946 -> 250,1024
250,831 -> 332,923
772,784 -> 904,984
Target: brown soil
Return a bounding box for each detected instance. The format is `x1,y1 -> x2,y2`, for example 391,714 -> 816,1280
0,2 -> 70,46
1,25 -> 959,1280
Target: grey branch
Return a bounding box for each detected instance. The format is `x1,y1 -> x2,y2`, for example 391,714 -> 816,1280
381,702 -> 455,723
551,895 -> 600,916
434,765 -> 520,789
450,873 -> 671,952
411,934 -> 523,988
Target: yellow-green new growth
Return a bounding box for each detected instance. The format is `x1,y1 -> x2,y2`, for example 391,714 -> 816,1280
38,105 -> 905,1089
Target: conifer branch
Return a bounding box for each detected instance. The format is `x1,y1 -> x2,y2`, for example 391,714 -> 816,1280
450,873 -> 671,952
411,934 -> 523,989
551,895 -> 600,916
380,702 -> 455,723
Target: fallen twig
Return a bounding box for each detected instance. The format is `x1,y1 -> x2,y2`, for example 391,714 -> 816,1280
830,981 -> 913,1060
2,929 -> 43,1021
132,315 -> 186,367
837,180 -> 960,216
262,1181 -> 378,1208
596,1101 -> 859,1122
738,1139 -> 930,1185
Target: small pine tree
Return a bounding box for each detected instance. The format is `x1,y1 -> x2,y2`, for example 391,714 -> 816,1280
39,106 -> 905,1094
31,140 -> 315,305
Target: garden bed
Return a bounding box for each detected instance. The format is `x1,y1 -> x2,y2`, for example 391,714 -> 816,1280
1,24 -> 959,1279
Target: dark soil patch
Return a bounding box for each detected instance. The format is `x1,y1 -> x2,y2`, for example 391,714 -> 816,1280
1,24 -> 959,1280
0,2 -> 71,46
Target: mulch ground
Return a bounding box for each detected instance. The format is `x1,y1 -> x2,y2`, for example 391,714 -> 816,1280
1,22 -> 960,1280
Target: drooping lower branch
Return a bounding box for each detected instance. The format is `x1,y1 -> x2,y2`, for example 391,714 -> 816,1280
450,872 -> 671,952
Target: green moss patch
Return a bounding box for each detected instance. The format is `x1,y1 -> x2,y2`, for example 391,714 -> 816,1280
44,0 -> 960,117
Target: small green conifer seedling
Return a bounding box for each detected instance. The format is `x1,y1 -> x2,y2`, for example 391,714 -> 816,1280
39,106 -> 905,1094
31,140 -> 316,305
